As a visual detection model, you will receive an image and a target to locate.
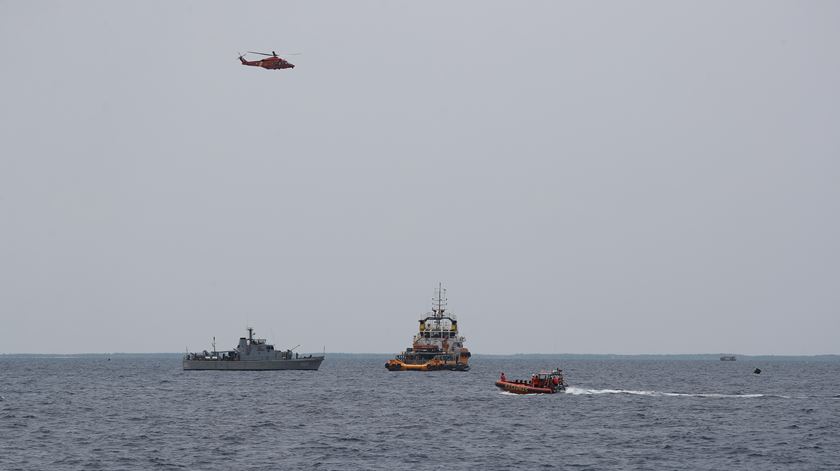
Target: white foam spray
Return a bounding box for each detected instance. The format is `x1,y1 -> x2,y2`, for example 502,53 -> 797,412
564,386 -> 767,399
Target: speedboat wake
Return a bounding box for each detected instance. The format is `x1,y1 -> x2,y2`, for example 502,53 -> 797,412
564,387 -> 775,399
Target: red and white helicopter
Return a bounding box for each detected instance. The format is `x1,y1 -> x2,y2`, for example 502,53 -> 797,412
238,51 -> 299,70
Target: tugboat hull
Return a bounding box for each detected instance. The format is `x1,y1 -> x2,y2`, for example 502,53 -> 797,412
183,357 -> 323,371
385,358 -> 468,371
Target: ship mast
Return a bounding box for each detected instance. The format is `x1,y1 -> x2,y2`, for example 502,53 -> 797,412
433,283 -> 447,324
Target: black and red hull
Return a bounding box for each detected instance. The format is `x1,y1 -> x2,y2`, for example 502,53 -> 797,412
495,380 -> 564,394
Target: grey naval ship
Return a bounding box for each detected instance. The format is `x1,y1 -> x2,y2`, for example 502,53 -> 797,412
183,327 -> 324,371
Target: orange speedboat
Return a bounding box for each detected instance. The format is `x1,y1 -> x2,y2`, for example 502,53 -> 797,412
495,369 -> 567,394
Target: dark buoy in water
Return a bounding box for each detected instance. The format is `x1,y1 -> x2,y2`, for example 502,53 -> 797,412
753,368 -> 761,374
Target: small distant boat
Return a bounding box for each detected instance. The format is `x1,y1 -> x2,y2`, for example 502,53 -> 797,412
495,368 -> 567,394
720,355 -> 737,361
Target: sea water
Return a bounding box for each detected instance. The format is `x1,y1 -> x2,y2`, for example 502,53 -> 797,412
1,355 -> 838,470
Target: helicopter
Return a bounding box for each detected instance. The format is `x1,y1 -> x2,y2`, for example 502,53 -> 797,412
238,51 -> 298,70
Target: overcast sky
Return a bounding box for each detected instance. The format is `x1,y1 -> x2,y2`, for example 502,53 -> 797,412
1,1 -> 838,354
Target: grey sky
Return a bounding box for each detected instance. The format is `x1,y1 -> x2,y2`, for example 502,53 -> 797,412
1,1 -> 838,354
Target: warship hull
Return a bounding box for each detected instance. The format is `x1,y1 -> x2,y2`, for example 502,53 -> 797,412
183,357 -> 324,371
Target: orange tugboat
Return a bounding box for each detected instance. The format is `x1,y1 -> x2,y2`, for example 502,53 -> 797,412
495,368 -> 567,394
385,284 -> 471,372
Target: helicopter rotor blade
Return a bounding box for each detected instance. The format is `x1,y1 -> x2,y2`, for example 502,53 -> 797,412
247,51 -> 302,56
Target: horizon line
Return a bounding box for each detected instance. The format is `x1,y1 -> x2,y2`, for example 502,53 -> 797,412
2,352 -> 839,357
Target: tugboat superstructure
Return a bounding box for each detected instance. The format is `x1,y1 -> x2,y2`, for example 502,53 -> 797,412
386,284 -> 471,371
183,327 -> 324,371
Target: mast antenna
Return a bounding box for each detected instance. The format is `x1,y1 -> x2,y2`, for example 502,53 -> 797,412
432,282 -> 448,321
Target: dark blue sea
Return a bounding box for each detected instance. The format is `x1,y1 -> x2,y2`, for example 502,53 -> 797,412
1,355 -> 839,470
